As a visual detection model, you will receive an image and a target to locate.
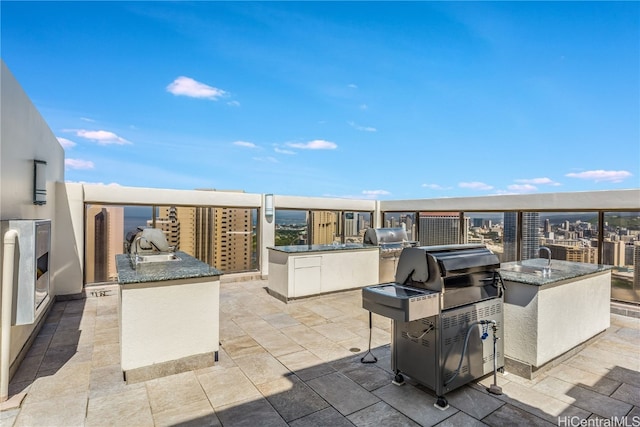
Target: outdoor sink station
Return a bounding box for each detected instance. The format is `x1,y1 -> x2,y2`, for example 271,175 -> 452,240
116,228 -> 222,383
501,256 -> 612,379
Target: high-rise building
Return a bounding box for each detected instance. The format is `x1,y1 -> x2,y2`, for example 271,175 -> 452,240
358,215 -> 366,233
547,243 -> 596,263
405,216 -> 413,234
311,211 -> 337,244
522,212 -> 541,260
151,206 -> 180,250
85,205 -> 124,283
503,212 -> 518,262
503,212 -> 540,261
418,212 -> 464,246
214,207 -> 253,272
158,206 -> 253,272
602,240 -> 626,266
625,244 -> 635,266
344,212 -> 358,237
633,243 -> 640,290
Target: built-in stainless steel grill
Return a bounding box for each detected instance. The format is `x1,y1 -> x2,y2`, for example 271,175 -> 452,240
363,227 -> 417,282
362,244 -> 504,409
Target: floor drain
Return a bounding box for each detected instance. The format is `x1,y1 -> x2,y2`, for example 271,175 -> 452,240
349,347 -> 361,353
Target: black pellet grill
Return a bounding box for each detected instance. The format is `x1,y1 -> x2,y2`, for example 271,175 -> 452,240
362,244 -> 504,408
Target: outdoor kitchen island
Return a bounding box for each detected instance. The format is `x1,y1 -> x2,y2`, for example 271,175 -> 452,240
115,251 -> 222,383
501,258 -> 612,379
267,244 -> 379,301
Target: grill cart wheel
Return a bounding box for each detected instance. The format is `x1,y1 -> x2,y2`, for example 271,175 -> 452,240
393,373 -> 404,385
435,396 -> 449,410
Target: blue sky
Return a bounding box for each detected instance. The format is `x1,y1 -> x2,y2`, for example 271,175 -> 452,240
2,1 -> 639,199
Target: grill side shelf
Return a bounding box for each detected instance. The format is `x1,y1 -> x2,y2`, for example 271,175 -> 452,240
362,283 -> 440,322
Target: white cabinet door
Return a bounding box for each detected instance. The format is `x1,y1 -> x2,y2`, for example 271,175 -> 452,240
294,256 -> 322,297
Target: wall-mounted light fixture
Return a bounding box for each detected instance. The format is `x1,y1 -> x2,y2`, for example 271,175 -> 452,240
33,160 -> 47,205
265,194 -> 274,218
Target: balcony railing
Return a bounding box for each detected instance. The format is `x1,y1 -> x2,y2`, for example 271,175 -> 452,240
80,186 -> 639,304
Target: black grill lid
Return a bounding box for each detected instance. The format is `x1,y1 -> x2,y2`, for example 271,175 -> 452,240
395,244 -> 500,286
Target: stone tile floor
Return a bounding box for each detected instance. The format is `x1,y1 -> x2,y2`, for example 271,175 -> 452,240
1,279 -> 639,426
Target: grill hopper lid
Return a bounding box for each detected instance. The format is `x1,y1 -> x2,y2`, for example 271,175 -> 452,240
395,244 -> 500,291
363,227 -> 408,246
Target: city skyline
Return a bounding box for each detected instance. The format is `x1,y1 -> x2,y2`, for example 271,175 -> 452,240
2,2 -> 638,199
85,202 -> 638,301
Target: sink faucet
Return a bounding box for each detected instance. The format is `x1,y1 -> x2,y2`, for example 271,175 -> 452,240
131,235 -> 146,264
539,246 -> 551,276
132,235 -> 142,255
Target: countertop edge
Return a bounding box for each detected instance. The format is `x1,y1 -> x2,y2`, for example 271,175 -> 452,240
500,259 -> 611,287
268,244 -> 380,254
116,251 -> 223,285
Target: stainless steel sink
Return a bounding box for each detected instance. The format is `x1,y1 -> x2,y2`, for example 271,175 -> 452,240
134,253 -> 181,264
503,265 -> 543,274
501,264 -> 552,277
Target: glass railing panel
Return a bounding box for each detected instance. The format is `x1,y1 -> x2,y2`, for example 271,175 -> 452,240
382,212 -> 416,242
417,211 -> 461,246
342,211 -> 371,243
309,210 -> 340,244
85,203 -> 259,285
155,205 -> 259,273
466,212 -> 505,261
605,211 -> 640,303
274,209 -> 308,245
538,211 -> 598,263
85,204 -> 133,284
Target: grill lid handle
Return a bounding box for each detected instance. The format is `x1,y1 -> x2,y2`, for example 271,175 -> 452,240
395,247 -> 433,284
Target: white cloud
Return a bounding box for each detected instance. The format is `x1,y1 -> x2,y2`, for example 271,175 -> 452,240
348,83 -> 358,89
359,104 -> 368,110
166,76 -> 227,100
80,117 -> 95,123
76,129 -> 130,145
287,139 -> 337,150
227,100 -> 241,107
515,177 -> 560,186
565,170 -> 632,183
233,140 -> 257,148
57,137 -> 76,148
459,181 -> 494,190
507,184 -> 538,192
274,147 -> 296,155
422,183 -> 449,190
65,158 -> 95,170
348,121 -> 377,132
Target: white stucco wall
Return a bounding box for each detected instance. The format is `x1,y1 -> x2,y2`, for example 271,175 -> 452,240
504,271 -> 611,367
380,189 -> 640,212
0,60 -> 71,371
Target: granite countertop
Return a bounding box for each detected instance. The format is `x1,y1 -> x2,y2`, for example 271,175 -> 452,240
268,243 -> 379,253
500,258 -> 611,286
116,251 -> 223,285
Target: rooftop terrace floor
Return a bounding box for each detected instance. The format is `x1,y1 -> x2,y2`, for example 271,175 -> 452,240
2,279 -> 639,426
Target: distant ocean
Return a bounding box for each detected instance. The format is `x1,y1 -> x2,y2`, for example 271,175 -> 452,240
123,206 -> 154,237
275,210 -> 307,226
124,215 -> 152,235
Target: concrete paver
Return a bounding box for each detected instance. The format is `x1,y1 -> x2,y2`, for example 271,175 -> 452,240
2,280 -> 639,426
